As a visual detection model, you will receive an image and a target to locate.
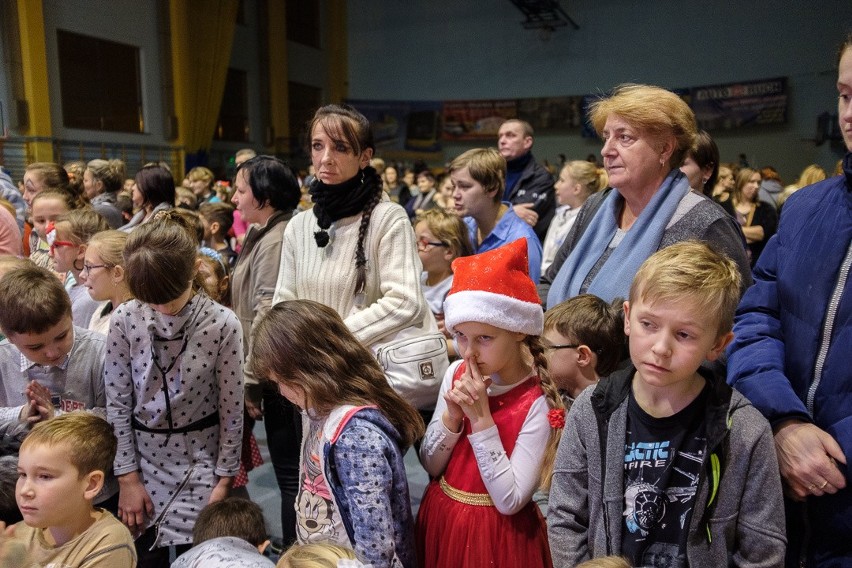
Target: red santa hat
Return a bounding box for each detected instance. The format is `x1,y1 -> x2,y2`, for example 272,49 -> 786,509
443,238 -> 544,336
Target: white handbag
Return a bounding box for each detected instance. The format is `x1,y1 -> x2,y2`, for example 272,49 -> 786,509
371,309 -> 448,410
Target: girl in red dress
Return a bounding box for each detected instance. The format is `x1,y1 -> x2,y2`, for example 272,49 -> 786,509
417,238 -> 565,568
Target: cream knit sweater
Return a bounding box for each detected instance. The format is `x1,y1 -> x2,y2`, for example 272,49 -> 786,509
273,197 -> 428,348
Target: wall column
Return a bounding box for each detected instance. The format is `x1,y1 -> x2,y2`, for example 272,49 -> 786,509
16,0 -> 53,161
267,0 -> 289,155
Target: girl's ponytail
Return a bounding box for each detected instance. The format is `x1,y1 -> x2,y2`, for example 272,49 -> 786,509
526,335 -> 565,491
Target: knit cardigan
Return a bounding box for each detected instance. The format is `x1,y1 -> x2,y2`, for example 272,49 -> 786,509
273,197 -> 427,348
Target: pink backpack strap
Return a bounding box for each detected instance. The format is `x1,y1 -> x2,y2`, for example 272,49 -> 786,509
329,405 -> 378,444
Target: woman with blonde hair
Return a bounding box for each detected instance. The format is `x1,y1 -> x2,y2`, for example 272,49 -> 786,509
543,84 -> 751,306
718,168 -> 777,266
186,166 -> 220,205
777,163 -> 828,210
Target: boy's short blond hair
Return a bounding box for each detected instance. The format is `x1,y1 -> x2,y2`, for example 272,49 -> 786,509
20,413 -> 117,478
277,543 -> 357,568
544,294 -> 624,377
629,240 -> 742,335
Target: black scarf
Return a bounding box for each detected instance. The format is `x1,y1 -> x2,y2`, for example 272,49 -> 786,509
309,166 -> 382,247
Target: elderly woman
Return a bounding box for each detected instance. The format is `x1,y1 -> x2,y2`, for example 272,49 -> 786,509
230,155 -> 302,546
542,84 -> 751,307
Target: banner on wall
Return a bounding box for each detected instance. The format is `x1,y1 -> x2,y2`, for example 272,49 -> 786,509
517,96 -> 585,133
688,77 -> 788,130
442,99 -> 517,140
345,99 -> 444,160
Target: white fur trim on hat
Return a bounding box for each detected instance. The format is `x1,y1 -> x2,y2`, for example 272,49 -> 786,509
443,289 -> 544,336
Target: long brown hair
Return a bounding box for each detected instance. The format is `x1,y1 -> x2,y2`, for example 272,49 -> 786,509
250,300 -> 424,448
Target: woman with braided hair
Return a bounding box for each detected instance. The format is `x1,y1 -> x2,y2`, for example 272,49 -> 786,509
272,104 -> 428,365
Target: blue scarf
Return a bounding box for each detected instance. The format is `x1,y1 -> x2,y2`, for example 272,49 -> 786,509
547,170 -> 690,306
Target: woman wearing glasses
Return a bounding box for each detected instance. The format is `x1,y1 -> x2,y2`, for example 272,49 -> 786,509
449,148 -> 543,283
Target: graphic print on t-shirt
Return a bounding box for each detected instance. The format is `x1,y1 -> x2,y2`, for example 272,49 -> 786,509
622,389 -> 707,568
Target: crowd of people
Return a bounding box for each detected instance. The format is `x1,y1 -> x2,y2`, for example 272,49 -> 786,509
0,32 -> 849,568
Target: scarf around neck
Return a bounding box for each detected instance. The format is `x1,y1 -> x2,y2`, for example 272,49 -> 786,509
309,166 -> 381,247
547,169 -> 689,306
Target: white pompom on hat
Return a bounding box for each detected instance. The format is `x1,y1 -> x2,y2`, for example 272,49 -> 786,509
443,238 -> 544,336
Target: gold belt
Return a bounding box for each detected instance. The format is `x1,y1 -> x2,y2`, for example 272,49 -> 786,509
439,476 -> 494,506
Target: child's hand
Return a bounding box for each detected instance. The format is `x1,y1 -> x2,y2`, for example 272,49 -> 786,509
447,358 -> 494,433
208,476 -> 232,504
21,382 -> 54,424
117,473 -> 155,536
0,523 -> 30,568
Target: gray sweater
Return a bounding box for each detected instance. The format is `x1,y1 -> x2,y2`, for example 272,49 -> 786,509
547,367 -> 786,567
539,189 -> 753,304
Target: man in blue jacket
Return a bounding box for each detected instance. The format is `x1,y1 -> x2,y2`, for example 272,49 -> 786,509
727,35 -> 852,567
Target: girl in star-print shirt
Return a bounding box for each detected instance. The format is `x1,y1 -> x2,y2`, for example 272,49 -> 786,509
104,220 -> 244,568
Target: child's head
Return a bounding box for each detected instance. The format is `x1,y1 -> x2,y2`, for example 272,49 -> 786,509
626,241 -> 741,384
555,161 -> 607,208
575,556 -> 632,568
444,238 -> 544,372
192,497 -> 268,549
175,187 -> 198,210
544,294 -> 624,398
23,163 -> 70,208
414,208 -> 473,277
17,413 -> 117,529
629,241 -> 741,337
84,158 -> 126,198
0,256 -> 32,281
30,190 -> 74,240
153,207 -> 204,245
83,230 -> 130,303
0,265 -> 73,366
251,299 -> 425,448
197,249 -> 230,304
199,202 -> 235,242
277,543 -> 358,568
49,209 -> 110,274
124,220 -> 198,305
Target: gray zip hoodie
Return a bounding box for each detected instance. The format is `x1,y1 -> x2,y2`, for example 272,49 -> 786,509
547,366 -> 786,567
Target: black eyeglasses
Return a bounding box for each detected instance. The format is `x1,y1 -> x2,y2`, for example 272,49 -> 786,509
417,237 -> 447,251
543,343 -> 579,351
81,263 -> 110,274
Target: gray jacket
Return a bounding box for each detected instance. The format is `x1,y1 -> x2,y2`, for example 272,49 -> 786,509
547,367 -> 786,567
